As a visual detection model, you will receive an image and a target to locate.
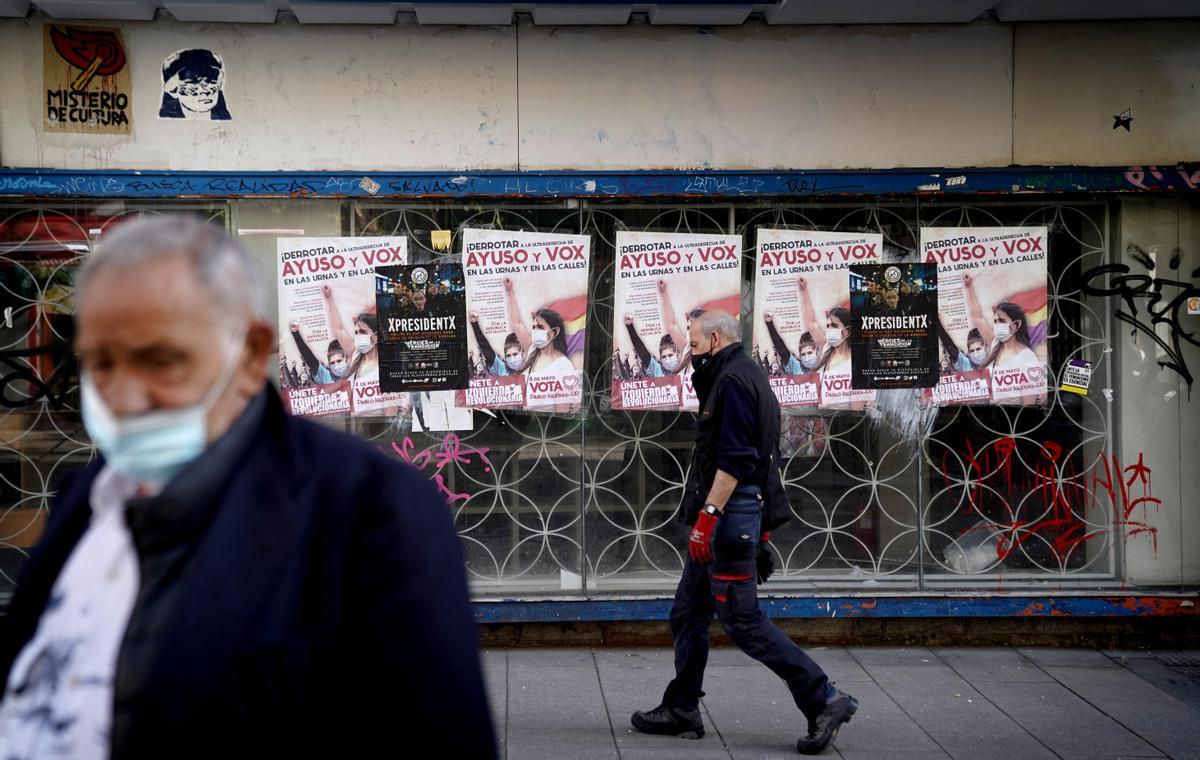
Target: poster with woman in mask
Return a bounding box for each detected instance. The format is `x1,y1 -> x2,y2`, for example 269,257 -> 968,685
753,229 -> 879,411
611,230 -> 742,412
920,227 -> 1048,406
277,237 -> 409,417
460,228 -> 590,414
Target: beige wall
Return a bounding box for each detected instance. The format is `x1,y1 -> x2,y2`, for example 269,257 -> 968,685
4,17 -> 1198,171
516,21 -> 1013,170
1014,21 -> 1200,167
0,18 -> 519,170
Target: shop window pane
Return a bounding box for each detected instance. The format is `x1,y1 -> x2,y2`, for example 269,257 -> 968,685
0,196 -> 1121,602
919,202 -> 1114,587
353,203 -> 587,594
0,203 -> 227,601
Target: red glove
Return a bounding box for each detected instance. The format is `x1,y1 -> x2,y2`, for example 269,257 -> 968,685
689,507 -> 719,564
760,531 -> 771,543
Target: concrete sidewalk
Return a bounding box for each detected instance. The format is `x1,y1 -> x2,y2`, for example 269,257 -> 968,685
482,646 -> 1200,760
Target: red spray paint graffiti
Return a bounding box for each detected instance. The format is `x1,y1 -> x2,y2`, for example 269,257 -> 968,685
940,437 -> 1159,563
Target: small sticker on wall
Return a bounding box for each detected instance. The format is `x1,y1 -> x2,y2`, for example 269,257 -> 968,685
359,177 -> 381,195
159,49 -> 231,120
1060,359 -> 1093,395
1188,296 -> 1200,315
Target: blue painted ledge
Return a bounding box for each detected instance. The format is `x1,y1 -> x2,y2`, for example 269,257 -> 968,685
1,165 -> 1199,199
473,595 -> 1199,623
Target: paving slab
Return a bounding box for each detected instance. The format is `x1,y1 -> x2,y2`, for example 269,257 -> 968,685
922,731 -> 1059,760
1042,664 -> 1183,703
1109,657 -> 1200,711
849,647 -> 943,669
484,646 -> 1200,760
509,652 -> 601,696
853,658 -> 1054,758
1087,697 -> 1200,760
974,680 -> 1164,758
620,744 -> 733,760
702,665 -> 805,708
836,753 -> 952,760
506,648 -> 599,668
808,645 -> 875,683
506,690 -> 617,759
1104,649 -> 1160,660
1018,646 -> 1119,668
932,646 -> 1054,683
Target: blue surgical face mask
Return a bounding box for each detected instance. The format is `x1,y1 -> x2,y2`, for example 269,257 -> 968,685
81,333 -> 244,486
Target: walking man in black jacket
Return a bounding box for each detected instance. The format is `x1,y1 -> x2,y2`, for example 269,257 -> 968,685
631,309 -> 857,755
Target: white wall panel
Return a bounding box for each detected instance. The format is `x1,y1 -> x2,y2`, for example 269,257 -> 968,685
0,18 -> 518,170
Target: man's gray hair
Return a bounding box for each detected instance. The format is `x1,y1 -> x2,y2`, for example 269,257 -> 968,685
693,309 -> 739,342
76,214 -> 266,319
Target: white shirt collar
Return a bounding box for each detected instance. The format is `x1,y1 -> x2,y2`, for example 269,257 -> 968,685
90,465 -> 158,520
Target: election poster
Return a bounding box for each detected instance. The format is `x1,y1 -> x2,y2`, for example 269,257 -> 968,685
375,263 -> 468,392
848,263 -> 939,389
752,229 -> 879,411
921,227 -> 1049,406
461,228 -> 590,413
925,369 -> 992,406
44,25 -> 132,134
612,231 -> 742,412
277,237 -> 409,418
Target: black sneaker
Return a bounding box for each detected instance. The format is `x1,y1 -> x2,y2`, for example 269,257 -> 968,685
796,688 -> 857,755
631,704 -> 705,739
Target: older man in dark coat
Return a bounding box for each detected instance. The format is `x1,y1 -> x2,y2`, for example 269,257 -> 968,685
0,216 -> 495,759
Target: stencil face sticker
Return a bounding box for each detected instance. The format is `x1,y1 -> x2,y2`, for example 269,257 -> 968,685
160,49 -> 231,120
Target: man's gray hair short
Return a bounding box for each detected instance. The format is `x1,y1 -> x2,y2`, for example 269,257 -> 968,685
76,215 -> 266,319
693,310 -> 739,342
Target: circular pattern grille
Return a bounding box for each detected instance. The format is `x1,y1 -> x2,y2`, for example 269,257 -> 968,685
0,199 -> 1116,599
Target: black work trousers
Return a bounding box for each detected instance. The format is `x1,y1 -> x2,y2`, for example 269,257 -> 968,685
662,486 -> 831,718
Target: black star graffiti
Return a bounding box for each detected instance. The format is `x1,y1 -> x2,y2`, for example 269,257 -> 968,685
1113,109 -> 1133,131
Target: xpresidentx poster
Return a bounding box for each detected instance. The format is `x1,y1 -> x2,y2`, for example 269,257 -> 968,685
848,262 -> 939,390
375,263 -> 468,393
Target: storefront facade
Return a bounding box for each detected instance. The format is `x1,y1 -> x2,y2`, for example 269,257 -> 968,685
1,5 -> 1197,623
